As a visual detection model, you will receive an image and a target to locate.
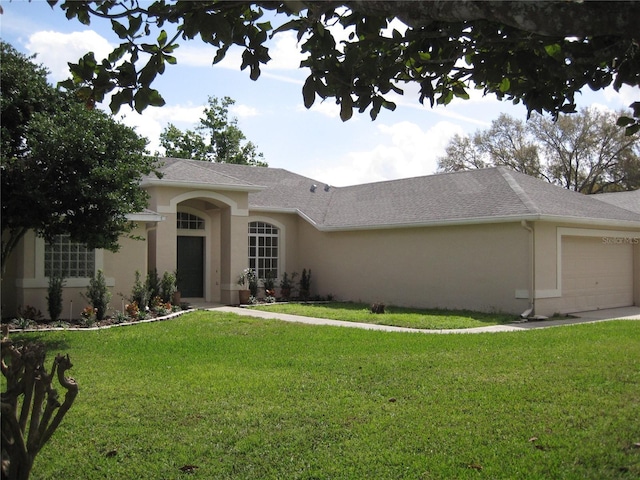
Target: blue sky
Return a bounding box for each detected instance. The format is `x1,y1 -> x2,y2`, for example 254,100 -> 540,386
3,0 -> 638,186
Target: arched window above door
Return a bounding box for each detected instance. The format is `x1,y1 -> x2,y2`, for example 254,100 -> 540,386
177,212 -> 205,230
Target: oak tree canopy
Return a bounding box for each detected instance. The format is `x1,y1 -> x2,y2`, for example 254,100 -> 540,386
48,1 -> 639,132
0,42 -> 159,272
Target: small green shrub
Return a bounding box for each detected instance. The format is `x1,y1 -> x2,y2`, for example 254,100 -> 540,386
262,270 -> 276,291
47,274 -> 66,322
146,269 -> 160,301
131,271 -> 150,309
82,270 -> 111,320
299,268 -> 312,299
160,271 -> 177,303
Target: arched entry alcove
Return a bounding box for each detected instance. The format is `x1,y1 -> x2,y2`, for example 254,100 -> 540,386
150,189 -> 249,303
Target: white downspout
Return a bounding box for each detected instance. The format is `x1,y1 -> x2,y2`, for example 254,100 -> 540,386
521,221 -> 535,318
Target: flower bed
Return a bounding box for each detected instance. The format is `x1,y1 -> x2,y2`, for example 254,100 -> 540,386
4,308 -> 194,333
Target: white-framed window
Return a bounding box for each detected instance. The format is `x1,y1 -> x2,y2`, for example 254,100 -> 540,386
177,211 -> 205,230
44,234 -> 95,278
248,221 -> 279,279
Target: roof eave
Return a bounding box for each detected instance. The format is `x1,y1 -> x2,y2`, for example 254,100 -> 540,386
247,208 -> 640,231
313,214 -> 640,232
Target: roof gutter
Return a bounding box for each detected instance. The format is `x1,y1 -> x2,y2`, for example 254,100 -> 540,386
248,208 -> 640,231
309,214 -> 640,232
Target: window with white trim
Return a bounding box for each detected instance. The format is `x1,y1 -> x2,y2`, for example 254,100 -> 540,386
177,212 -> 205,230
44,234 -> 95,278
248,221 -> 279,279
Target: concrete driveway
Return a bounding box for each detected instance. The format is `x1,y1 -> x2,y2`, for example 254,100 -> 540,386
210,305 -> 640,334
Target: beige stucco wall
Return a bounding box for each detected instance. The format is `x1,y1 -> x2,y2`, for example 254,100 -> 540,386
295,221 -> 531,314
1,224 -> 148,320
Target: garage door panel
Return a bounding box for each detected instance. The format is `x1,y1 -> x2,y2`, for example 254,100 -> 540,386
561,236 -> 633,312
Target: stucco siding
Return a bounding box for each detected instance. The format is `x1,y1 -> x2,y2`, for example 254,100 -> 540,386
2,225 -> 148,319
297,221 -> 531,314
102,225 -> 149,312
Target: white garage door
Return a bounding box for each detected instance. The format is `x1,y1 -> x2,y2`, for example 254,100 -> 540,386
561,236 -> 633,312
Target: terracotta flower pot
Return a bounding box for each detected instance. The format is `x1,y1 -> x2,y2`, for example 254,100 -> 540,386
238,289 -> 251,304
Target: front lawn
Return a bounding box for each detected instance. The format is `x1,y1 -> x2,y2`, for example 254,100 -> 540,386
251,301 -> 517,329
6,311 -> 640,479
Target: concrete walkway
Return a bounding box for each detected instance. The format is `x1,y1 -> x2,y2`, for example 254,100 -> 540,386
208,305 -> 640,334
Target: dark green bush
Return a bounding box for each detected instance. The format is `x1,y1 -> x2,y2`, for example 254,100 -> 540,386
83,270 -> 111,320
47,274 -> 65,322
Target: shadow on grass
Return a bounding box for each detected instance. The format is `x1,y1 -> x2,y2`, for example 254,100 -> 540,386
265,302 -> 517,329
5,332 -> 71,353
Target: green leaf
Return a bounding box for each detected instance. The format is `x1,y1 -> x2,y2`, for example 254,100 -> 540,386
499,78 -> 511,93
111,20 -> 128,39
616,116 -> 634,127
302,76 -> 316,108
340,95 -> 353,122
129,15 -> 143,35
110,89 -> 134,113
157,30 -> 168,47
625,123 -> 640,136
544,43 -> 562,59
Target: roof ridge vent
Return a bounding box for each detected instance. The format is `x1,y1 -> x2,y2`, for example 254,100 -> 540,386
498,168 -> 540,214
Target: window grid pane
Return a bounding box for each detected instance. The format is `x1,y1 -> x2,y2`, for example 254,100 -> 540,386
248,221 -> 279,279
45,235 -> 95,278
177,212 -> 205,230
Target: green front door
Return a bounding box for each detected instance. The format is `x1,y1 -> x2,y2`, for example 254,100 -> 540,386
177,236 -> 204,297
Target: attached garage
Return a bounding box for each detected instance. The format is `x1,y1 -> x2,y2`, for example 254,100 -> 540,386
561,235 -> 634,312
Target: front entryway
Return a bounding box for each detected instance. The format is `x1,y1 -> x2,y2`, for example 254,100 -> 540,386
177,236 -> 204,297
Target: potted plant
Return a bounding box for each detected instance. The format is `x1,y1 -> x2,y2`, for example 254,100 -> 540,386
238,268 -> 257,304
279,271 -> 297,300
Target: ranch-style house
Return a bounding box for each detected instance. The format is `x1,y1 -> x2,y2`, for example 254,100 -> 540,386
2,158 -> 639,319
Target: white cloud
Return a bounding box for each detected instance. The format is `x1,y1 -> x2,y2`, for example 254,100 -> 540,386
118,103 -> 206,154
602,84 -> 639,111
304,120 -> 464,186
232,104 -> 259,118
298,100 -> 341,119
26,30 -> 113,82
177,43 -> 229,68
264,31 -> 307,71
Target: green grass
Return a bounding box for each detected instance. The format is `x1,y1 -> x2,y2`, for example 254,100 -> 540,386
6,312 -> 640,479
251,301 -> 517,329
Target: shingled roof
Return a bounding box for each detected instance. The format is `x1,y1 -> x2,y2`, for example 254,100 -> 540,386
147,159 -> 640,230
592,189 -> 640,215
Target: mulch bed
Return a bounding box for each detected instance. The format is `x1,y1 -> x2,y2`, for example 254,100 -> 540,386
3,309 -> 195,333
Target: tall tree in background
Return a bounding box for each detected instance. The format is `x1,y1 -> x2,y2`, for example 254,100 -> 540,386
160,96 -> 267,166
0,42 -> 159,272
438,109 -> 639,194
47,1 -> 639,132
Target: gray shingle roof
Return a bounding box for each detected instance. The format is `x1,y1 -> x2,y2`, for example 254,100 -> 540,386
592,189 -> 640,214
147,159 -> 640,229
